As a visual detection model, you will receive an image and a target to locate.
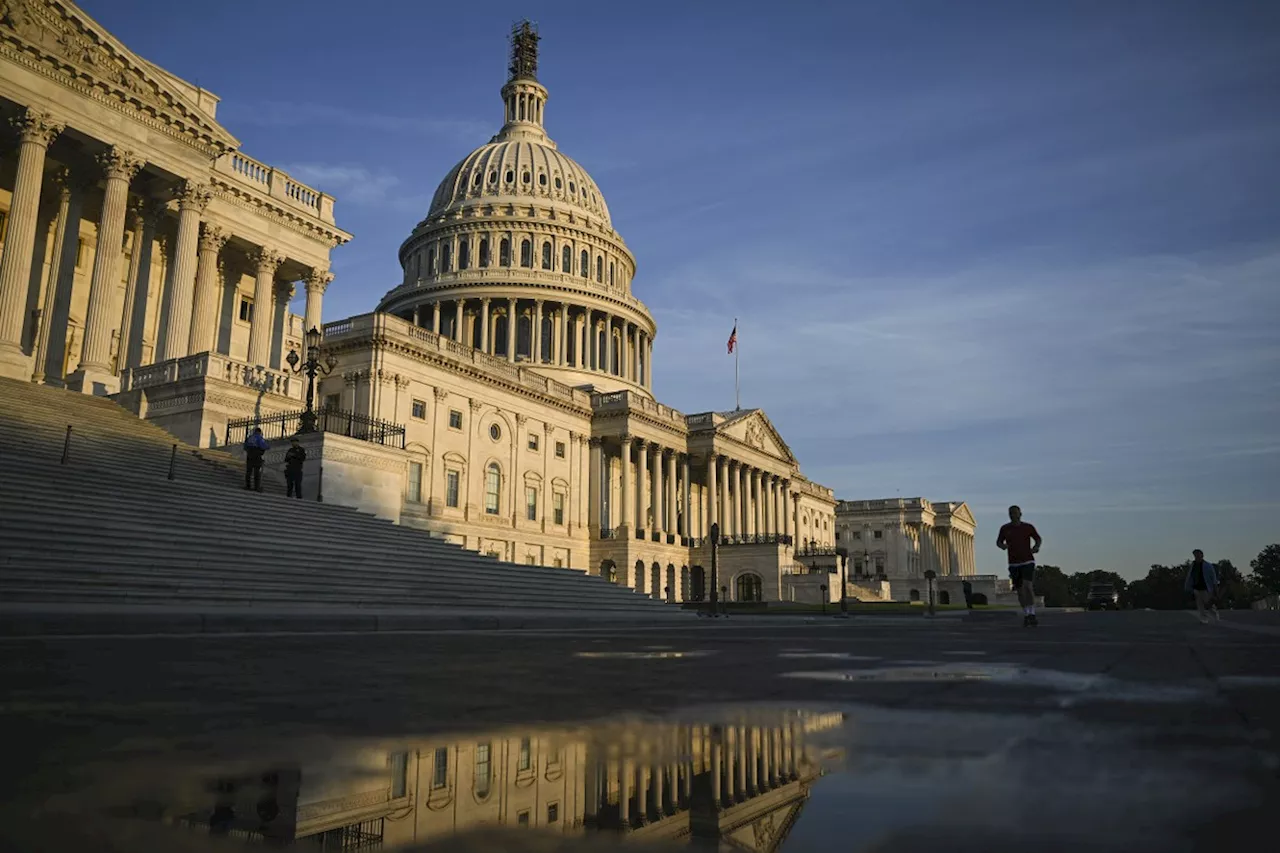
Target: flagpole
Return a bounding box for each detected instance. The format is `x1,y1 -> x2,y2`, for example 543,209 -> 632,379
734,317 -> 740,411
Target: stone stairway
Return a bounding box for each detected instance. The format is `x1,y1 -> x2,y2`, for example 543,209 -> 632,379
0,378 -> 682,625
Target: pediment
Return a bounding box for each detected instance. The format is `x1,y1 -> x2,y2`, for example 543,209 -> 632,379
721,800 -> 806,853
719,410 -> 796,465
950,502 -> 975,526
0,0 -> 239,154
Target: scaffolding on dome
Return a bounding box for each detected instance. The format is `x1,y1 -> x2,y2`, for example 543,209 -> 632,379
508,19 -> 540,81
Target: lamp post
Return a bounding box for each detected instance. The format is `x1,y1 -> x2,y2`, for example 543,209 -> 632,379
285,326 -> 338,434
925,569 -> 937,617
708,522 -> 720,618
837,547 -> 849,616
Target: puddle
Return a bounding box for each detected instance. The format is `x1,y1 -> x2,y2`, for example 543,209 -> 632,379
781,663 -> 1218,705
1218,675 -> 1280,688
3,702 -> 1269,853
574,650 -> 717,660
778,652 -> 883,661
942,650 -> 988,656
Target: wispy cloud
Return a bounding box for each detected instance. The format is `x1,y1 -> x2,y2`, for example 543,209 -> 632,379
220,101 -> 490,144
278,163 -> 430,213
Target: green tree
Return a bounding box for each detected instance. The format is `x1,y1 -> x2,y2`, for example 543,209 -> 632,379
1250,544 -> 1280,595
1033,564 -> 1072,607
1214,558 -> 1259,610
1127,563 -> 1188,610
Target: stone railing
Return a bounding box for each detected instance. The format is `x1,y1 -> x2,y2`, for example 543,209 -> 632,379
325,313 -> 593,409
213,151 -> 335,224
836,497 -> 926,512
296,788 -> 395,824
590,388 -> 686,427
120,352 -> 303,401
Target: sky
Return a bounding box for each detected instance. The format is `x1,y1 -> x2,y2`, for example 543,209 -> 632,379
82,0 -> 1280,580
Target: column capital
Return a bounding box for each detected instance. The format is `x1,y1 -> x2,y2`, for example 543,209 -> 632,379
198,223 -> 229,253
251,247 -> 284,275
11,109 -> 64,147
174,178 -> 212,212
515,412 -> 528,427
433,386 -> 449,401
274,280 -> 295,301
129,195 -> 168,229
468,399 -> 483,413
98,145 -> 144,182
588,436 -> 604,448
479,295 -> 491,305
304,267 -> 334,293
543,421 -> 555,435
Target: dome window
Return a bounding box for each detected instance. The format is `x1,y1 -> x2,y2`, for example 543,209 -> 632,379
561,245 -> 571,272
520,239 -> 532,268
539,173 -> 547,187
479,238 -> 490,267
505,170 -> 514,184
426,248 -> 436,274
596,256 -> 603,283
522,172 -> 531,185
569,181 -> 576,194
473,173 -> 482,187
609,262 -> 615,286
458,240 -> 470,270
488,171 -> 497,184
580,250 -> 589,278
541,242 -> 552,270
555,176 -> 562,189
500,238 -> 512,266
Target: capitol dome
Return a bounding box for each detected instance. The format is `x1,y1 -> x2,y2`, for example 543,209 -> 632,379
379,22 -> 656,398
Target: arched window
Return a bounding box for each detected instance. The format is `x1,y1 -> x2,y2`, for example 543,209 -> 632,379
441,243 -> 452,272
634,560 -> 645,591
596,256 -> 603,282
580,250 -> 589,278
475,742 -> 492,798
609,262 -> 615,286
736,573 -> 763,602
939,591 -> 951,605
458,240 -> 470,270
651,562 -> 662,600
485,463 -> 501,515
561,245 -> 571,272
504,169 -> 514,184
541,242 -> 552,269
426,248 -> 436,273
909,588 -> 921,602
499,238 -> 511,266
478,238 -> 490,267
473,173 -> 482,188
520,239 -> 532,268
539,173 -> 547,186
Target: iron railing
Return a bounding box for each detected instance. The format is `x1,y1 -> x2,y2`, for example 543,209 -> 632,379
225,407 -> 406,449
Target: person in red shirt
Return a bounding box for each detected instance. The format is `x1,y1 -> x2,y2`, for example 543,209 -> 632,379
996,505 -> 1043,627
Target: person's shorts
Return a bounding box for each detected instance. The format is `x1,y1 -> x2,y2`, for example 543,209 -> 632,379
1009,562 -> 1035,586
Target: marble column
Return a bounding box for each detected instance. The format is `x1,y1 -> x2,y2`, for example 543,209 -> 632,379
153,181 -> 208,364
431,302 -> 440,334
636,439 -> 650,533
115,200 -> 162,374
752,470 -> 764,536
619,435 -> 633,534
69,146 -> 145,393
245,248 -> 283,367
533,299 -> 543,362
270,280 -> 294,370
706,454 -> 718,537
588,437 -> 602,534
649,444 -> 663,537
791,490 -> 800,546
739,464 -> 751,537
664,450 -> 676,538
303,268 -> 332,337
186,224 -> 228,356
453,300 -> 463,342
681,454 -> 691,539
32,168 -> 88,384
506,298 -> 516,361
720,459 -> 732,536
559,304 -> 569,365
0,110 -> 63,379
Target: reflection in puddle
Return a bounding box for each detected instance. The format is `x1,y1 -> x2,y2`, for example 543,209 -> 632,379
777,652 -> 882,661
574,650 -> 717,660
59,711 -> 844,850
781,664 -> 1217,703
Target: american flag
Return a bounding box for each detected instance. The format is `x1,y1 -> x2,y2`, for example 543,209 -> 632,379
727,322 -> 737,354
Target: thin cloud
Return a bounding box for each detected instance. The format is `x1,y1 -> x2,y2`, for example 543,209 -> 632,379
279,163 -> 429,212
221,101 -> 489,144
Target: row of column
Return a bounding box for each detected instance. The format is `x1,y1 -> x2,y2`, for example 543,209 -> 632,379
410,298 -> 651,387
615,436 -> 692,539
0,107 -> 332,390
705,454 -> 795,542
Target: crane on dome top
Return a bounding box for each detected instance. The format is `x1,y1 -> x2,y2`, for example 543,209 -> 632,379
509,20 -> 540,82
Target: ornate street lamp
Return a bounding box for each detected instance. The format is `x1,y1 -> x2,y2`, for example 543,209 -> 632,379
285,326 -> 338,434
708,522 -> 720,618
837,547 -> 849,616
924,569 -> 937,617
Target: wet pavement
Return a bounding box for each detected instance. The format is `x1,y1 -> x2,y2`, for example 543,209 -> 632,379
1,610 -> 1277,851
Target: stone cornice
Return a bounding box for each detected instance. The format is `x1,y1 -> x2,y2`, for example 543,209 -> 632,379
209,177 -> 351,249
0,0 -> 238,156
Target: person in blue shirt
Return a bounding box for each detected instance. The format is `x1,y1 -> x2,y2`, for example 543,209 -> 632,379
243,427 -> 269,492
1184,549 -> 1220,624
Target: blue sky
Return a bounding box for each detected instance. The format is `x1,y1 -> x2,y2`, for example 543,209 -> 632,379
85,0 -> 1280,579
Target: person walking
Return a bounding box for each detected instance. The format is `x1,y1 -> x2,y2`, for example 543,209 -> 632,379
243,427 -> 268,492
1184,549 -> 1221,624
284,437 -> 307,499
996,505 -> 1043,627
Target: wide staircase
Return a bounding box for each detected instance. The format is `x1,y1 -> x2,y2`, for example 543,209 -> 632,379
0,377 -> 683,626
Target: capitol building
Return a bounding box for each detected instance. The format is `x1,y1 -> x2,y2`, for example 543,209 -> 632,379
0,3 -> 981,603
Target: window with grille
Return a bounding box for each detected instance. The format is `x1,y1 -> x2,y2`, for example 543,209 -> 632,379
449,410 -> 462,430
411,399 -> 426,419
432,747 -> 448,788
446,470 -> 460,508
485,465 -> 501,515
526,486 -> 537,521
553,492 -> 564,525
407,462 -> 423,503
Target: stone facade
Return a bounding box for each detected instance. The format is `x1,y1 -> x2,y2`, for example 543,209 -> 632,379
0,7 -> 837,604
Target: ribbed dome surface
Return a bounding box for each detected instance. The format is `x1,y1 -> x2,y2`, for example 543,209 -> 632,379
427,138 -> 612,226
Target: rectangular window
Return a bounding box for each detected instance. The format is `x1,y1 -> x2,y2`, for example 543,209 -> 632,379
526,555 -> 536,565
553,558 -> 563,568
852,531 -> 861,540
527,433 -> 539,451
553,492 -> 564,526
323,393 -> 340,411
873,530 -> 883,540
547,803 -> 559,823
854,559 -> 864,573
518,737 -> 531,771
238,296 -> 253,323
432,747 -> 448,789
486,550 -> 502,559
475,743 -> 491,798
411,399 -> 426,420
875,557 -> 885,572
517,810 -> 530,827
448,409 -> 463,430
0,209 -> 8,242
389,751 -> 408,798
407,462 -> 423,503
555,441 -> 565,458
445,470 -> 460,508
75,237 -> 87,268
526,486 -> 537,521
